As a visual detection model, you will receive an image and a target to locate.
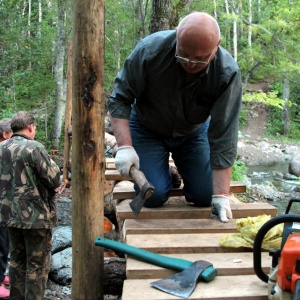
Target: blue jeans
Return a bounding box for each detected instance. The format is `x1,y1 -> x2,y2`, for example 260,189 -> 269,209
130,113 -> 213,208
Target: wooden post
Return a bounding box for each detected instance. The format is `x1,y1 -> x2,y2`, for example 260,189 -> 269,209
72,0 -> 105,299
62,41 -> 73,182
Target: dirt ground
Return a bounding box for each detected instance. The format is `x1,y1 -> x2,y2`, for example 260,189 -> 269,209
240,103 -> 269,140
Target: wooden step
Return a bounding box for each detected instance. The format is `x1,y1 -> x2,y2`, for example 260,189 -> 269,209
122,218 -> 239,236
106,158 -> 276,300
116,200 -> 277,223
125,233 -> 257,254
105,157 -> 174,170
110,179 -> 246,199
126,252 -> 271,279
121,275 -> 268,300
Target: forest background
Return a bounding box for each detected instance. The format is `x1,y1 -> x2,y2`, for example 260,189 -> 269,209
0,0 -> 300,150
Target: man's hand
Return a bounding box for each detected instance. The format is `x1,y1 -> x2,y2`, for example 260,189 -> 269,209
115,146 -> 140,177
211,195 -> 232,223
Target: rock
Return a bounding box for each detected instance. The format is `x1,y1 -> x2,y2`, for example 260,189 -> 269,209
283,173 -> 299,180
237,140 -> 299,167
51,247 -> 72,285
289,155 -> 300,176
52,226 -> 72,254
56,196 -> 72,226
50,247 -> 126,295
250,181 -> 284,201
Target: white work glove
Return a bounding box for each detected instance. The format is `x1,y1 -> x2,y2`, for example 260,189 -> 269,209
211,195 -> 232,223
114,146 -> 140,177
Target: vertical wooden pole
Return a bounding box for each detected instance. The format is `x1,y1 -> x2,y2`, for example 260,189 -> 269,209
72,0 -> 105,299
62,41 -> 73,182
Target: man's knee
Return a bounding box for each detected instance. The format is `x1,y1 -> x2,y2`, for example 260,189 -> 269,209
185,190 -> 212,207
143,189 -> 169,208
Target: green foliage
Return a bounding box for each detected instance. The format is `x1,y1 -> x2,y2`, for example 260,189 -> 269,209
1,0 -> 300,148
0,110 -> 14,120
239,109 -> 248,130
265,106 -> 300,140
104,0 -> 151,94
231,160 -> 248,181
243,92 -> 290,109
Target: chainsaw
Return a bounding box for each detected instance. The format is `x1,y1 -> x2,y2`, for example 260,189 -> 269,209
253,198 -> 300,300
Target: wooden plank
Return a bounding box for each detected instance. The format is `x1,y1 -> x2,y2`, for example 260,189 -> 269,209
123,218 -> 239,236
106,157 -> 174,169
121,275 -> 268,300
105,169 -> 130,180
125,233 -> 254,254
105,158 -> 115,169
105,170 -> 246,193
116,201 -> 277,221
126,252 -> 271,279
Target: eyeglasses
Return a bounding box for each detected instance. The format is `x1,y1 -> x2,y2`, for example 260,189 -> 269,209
175,51 -> 213,66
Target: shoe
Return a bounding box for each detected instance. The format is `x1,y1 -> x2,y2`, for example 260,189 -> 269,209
0,285 -> 10,299
1,276 -> 9,286
170,165 -> 182,188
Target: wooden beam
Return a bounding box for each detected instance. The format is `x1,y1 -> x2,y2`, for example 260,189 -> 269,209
121,275 -> 268,300
110,180 -> 246,199
126,252 -> 271,279
122,218 -> 239,236
116,201 -> 277,222
71,0 -> 105,299
105,157 -> 174,169
124,233 -> 257,254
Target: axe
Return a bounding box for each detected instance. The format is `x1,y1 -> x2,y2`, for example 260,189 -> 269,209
129,166 -> 155,217
95,237 -> 217,298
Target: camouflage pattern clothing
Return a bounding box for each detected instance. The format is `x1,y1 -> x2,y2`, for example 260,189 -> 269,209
0,133 -> 61,229
7,228 -> 52,300
0,133 -> 61,300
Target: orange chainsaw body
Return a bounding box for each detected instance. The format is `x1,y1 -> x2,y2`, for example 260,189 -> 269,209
277,233 -> 300,293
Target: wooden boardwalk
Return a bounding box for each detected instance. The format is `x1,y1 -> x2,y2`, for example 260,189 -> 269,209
105,160 -> 276,299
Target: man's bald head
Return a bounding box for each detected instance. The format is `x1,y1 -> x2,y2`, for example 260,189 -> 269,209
177,12 -> 221,54
175,12 -> 221,74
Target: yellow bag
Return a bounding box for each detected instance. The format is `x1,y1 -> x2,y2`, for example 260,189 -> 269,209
219,214 -> 283,250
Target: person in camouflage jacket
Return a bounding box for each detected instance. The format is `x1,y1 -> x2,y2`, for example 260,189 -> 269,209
0,118 -> 13,299
0,111 -> 61,300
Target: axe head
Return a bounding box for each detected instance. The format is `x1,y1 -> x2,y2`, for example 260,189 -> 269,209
130,181 -> 155,217
150,261 -> 215,299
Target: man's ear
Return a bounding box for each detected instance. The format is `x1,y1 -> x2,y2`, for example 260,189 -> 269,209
28,124 -> 34,132
3,131 -> 12,139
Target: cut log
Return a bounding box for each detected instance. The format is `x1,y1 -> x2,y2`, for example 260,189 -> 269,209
104,257 -> 126,295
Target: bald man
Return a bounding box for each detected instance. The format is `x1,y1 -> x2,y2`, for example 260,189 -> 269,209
108,12 -> 242,222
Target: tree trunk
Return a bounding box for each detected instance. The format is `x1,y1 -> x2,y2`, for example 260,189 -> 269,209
282,76 -> 290,136
248,0 -> 252,47
149,0 -> 172,33
62,42 -> 73,181
149,0 -> 193,33
51,0 -> 67,150
72,0 -> 105,299
233,12 -> 238,62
